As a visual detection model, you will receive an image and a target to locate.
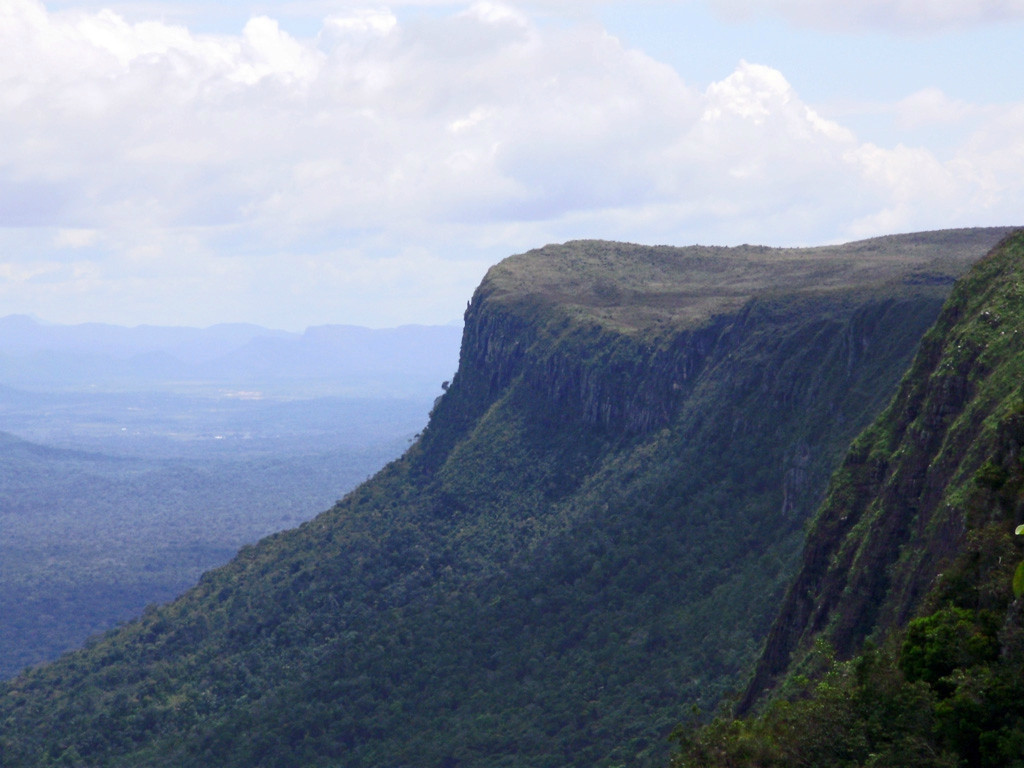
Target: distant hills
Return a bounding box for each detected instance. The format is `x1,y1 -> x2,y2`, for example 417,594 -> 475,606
0,316 -> 463,397
0,227 -> 1014,768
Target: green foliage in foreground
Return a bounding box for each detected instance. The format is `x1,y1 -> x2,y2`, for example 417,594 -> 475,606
673,602 -> 1024,768
1014,526 -> 1024,598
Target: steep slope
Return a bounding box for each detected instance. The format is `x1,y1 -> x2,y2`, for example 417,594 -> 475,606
740,229 -> 1024,713
673,231 -> 1024,768
0,229 -> 1011,768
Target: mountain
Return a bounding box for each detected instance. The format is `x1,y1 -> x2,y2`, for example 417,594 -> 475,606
0,318 -> 462,397
0,228 -> 1012,768
672,231 -> 1024,767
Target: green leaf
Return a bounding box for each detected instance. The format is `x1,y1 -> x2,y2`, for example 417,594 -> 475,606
1014,561 -> 1024,599
1016,524 -> 1024,535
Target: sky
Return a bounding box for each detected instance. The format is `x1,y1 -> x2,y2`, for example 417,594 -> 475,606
2,0 -> 1023,330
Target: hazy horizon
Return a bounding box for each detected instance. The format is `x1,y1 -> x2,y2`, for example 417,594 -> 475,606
0,312 -> 464,333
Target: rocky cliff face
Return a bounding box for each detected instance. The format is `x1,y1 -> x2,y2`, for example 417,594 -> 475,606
0,230 -> 1013,768
439,231 -> 1015,443
740,229 -> 1024,713
455,294 -> 727,434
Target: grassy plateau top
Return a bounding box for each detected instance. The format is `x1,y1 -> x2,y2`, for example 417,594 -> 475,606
478,228 -> 1016,333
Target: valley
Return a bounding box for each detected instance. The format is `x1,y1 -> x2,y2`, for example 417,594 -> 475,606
0,321 -> 462,678
0,227 -> 1014,767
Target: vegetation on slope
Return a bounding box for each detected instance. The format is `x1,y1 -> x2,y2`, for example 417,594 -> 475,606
0,395 -> 431,679
0,230 -> 1010,768
673,230 -> 1024,767
483,230 -> 1003,333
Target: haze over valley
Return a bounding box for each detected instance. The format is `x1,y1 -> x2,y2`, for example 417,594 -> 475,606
0,318 -> 461,677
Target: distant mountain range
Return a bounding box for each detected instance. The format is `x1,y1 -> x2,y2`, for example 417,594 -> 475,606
0,316 -> 463,397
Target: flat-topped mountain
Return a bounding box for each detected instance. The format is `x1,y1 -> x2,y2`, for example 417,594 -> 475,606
0,228 -> 1012,768
480,230 -> 1000,332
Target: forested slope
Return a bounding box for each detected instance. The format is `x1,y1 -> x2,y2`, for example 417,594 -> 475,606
0,229 -> 1010,768
675,231 -> 1024,767
0,413 -> 424,679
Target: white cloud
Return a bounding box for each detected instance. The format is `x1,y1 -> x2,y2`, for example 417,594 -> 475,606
53,228 -> 100,248
322,8 -> 397,38
0,0 -> 1022,328
844,142 -> 958,236
703,61 -> 793,124
894,88 -> 974,130
235,15 -> 323,84
711,0 -> 1024,31
948,103 -> 1024,218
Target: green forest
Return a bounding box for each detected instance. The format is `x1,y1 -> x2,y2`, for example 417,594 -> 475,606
1,228 -> 1021,768
0,395 -> 434,678
674,231 -> 1024,767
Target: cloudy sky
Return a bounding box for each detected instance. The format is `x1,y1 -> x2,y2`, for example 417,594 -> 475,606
2,0 -> 1022,329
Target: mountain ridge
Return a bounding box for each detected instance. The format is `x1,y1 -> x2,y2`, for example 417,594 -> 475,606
671,229 -> 1024,768
0,228 -> 1014,768
0,317 -> 462,397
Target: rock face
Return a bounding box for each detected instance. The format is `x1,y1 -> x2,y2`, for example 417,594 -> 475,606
0,230 -> 1013,768
739,229 -> 1024,713
455,295 -> 727,434
438,232 -> 1014,439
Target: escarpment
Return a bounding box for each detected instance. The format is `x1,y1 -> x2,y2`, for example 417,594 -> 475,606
454,294 -> 730,434
436,231 -> 1017,444
740,229 -> 1024,714
0,229 -> 1014,768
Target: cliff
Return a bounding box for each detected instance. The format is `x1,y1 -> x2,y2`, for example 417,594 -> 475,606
0,229 -> 1012,768
431,233 -> 1010,442
739,229 -> 1024,714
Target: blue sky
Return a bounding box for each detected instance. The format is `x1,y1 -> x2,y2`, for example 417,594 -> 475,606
2,0 -> 1023,329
